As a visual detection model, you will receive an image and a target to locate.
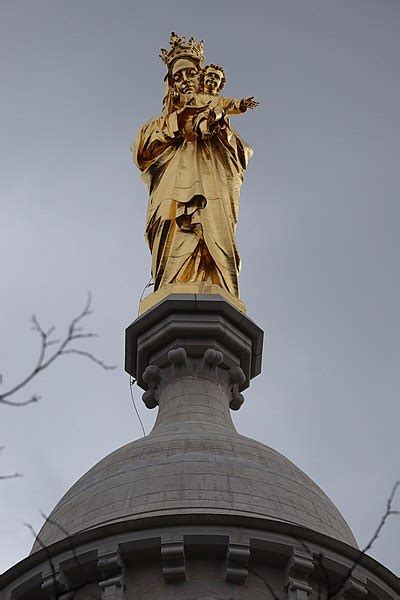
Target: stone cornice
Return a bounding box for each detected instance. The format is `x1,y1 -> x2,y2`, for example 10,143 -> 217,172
2,515 -> 398,594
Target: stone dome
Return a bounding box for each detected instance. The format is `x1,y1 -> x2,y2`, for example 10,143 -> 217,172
33,375 -> 357,551
5,251 -> 398,600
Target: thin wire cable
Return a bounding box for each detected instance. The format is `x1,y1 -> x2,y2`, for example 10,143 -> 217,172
138,276 -> 154,313
129,376 -> 146,437
128,275 -> 154,436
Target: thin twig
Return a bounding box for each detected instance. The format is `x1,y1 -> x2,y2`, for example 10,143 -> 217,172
0,472 -> 22,480
0,293 -> 116,407
25,523 -> 59,597
293,481 -> 399,600
61,349 -> 115,370
0,396 -> 40,407
27,516 -> 99,600
0,446 -> 23,479
40,511 -> 87,584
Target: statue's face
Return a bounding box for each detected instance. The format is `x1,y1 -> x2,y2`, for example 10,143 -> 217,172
171,59 -> 200,94
203,68 -> 224,94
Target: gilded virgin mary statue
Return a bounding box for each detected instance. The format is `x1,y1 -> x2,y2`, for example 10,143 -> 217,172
132,33 -> 258,313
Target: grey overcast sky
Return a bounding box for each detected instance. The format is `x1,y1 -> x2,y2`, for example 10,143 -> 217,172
1,0 -> 399,576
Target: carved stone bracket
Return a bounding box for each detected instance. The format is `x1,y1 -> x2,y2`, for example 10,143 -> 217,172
225,542 -> 250,584
161,541 -> 186,583
316,555 -> 368,600
285,549 -> 314,600
41,570 -> 74,599
98,551 -> 125,598
142,347 -> 246,410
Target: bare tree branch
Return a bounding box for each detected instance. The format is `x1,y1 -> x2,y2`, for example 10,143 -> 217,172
25,523 -> 59,596
327,480 -> 400,598
0,293 -> 116,407
22,483 -> 400,598
60,349 -> 114,370
0,396 -> 40,407
297,480 -> 400,599
39,510 -> 85,575
27,515 -> 99,600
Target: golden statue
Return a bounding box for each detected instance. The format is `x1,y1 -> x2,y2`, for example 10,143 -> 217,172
132,34 -> 259,312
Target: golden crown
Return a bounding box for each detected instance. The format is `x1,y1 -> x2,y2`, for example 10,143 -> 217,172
160,32 -> 205,69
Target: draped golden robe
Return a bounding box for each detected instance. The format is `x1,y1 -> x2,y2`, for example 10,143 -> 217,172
132,106 -> 252,297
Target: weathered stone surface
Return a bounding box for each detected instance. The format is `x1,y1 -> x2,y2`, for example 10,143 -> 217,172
31,371 -> 357,550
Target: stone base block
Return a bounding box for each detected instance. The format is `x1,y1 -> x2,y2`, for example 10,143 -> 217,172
139,283 -> 247,316
125,293 -> 263,392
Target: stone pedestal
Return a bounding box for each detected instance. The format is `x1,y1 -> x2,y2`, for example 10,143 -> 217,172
125,294 -> 263,412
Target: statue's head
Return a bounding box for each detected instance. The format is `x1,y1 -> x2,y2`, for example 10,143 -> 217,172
160,32 -> 204,95
160,33 -> 205,112
202,64 -> 226,95
170,58 -> 201,94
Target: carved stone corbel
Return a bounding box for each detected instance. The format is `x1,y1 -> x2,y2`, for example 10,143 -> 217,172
142,347 -> 246,410
285,549 -> 314,600
161,541 -> 186,583
41,570 -> 74,599
225,542 -> 250,584
98,551 -> 125,599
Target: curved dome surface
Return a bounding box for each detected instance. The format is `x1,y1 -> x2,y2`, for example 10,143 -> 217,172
33,426 -> 357,550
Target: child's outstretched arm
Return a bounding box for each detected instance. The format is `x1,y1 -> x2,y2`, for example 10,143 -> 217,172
218,96 -> 260,116
239,96 -> 260,111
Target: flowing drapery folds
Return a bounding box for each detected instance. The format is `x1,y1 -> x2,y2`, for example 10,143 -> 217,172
132,109 -> 252,297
